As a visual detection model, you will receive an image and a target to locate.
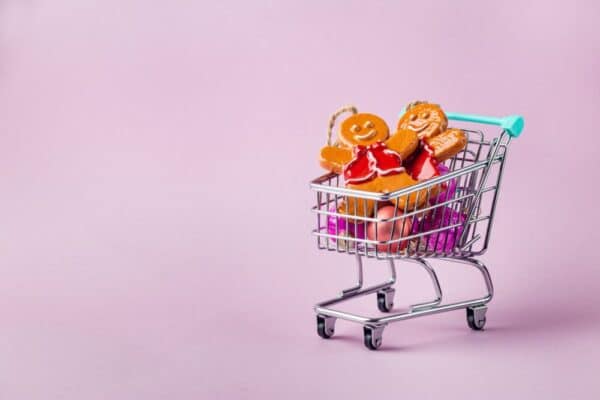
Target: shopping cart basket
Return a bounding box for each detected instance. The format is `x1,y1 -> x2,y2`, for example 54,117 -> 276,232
310,111 -> 524,350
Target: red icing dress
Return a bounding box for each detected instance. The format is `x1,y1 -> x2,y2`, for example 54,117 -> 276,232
407,144 -> 440,181
343,142 -> 404,185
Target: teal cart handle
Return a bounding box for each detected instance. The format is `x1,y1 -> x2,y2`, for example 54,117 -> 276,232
446,112 -> 524,138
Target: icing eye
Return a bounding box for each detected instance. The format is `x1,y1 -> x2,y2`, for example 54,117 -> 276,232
409,114 -> 418,121
350,124 -> 361,133
363,120 -> 374,129
421,111 -> 430,119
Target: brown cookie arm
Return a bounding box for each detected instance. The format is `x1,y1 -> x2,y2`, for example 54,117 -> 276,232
319,145 -> 353,174
385,129 -> 419,160
425,128 -> 467,162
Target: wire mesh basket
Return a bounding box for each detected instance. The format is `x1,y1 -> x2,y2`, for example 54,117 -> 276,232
311,128 -> 510,259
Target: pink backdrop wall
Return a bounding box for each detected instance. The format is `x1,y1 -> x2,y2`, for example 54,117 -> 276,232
1,1 -> 599,398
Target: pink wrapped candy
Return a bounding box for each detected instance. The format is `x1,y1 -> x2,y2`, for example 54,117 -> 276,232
327,205 -> 366,247
367,206 -> 412,253
429,164 -> 457,205
412,206 -> 466,253
411,165 -> 467,253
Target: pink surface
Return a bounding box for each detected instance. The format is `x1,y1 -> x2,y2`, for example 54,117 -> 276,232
1,0 -> 599,398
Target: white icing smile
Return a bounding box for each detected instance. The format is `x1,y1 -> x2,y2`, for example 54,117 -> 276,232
408,122 -> 430,132
356,129 -> 377,140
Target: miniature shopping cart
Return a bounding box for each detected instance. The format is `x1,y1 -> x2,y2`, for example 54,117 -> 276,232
310,111 -> 524,350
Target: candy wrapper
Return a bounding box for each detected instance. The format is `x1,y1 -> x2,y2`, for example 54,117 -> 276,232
411,164 -> 466,253
327,205 -> 366,249
429,164 -> 457,205
412,207 -> 466,253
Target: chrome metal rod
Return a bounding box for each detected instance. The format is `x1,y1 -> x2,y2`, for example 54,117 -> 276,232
315,294 -> 491,325
316,280 -> 394,309
444,257 -> 494,301
405,258 -> 443,310
340,253 -> 364,296
316,257 -> 396,308
459,132 -> 510,244
377,295 -> 490,324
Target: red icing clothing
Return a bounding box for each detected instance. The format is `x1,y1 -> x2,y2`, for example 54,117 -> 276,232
407,144 -> 440,181
343,142 -> 404,185
404,143 -> 447,192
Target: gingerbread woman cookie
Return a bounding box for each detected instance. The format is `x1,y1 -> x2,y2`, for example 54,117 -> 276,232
319,106 -> 427,218
319,107 -> 418,174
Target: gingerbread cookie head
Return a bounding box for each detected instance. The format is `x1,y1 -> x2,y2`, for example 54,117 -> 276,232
397,102 -> 448,140
339,113 -> 389,147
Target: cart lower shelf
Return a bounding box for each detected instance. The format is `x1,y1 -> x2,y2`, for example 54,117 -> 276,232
314,254 -> 493,350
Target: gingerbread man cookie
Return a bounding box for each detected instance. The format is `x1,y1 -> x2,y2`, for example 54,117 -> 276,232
396,101 -> 468,206
397,101 -> 467,164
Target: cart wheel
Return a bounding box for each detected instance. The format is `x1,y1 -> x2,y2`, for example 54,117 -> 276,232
316,315 -> 336,339
377,288 -> 395,313
466,306 -> 487,330
363,325 -> 384,350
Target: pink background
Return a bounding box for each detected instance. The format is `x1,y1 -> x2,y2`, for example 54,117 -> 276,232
1,0 -> 599,398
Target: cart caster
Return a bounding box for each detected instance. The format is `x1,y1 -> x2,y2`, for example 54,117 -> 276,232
316,315 -> 336,339
466,306 -> 487,330
377,288 -> 395,312
363,325 -> 385,350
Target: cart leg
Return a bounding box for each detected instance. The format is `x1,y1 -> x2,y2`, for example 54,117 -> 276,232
340,253 -> 364,297
472,259 -> 494,302
450,258 -> 493,330
340,256 -> 396,298
405,258 -> 443,311
450,257 -> 494,303
315,257 -> 397,312
363,325 -> 385,350
375,259 -> 397,312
